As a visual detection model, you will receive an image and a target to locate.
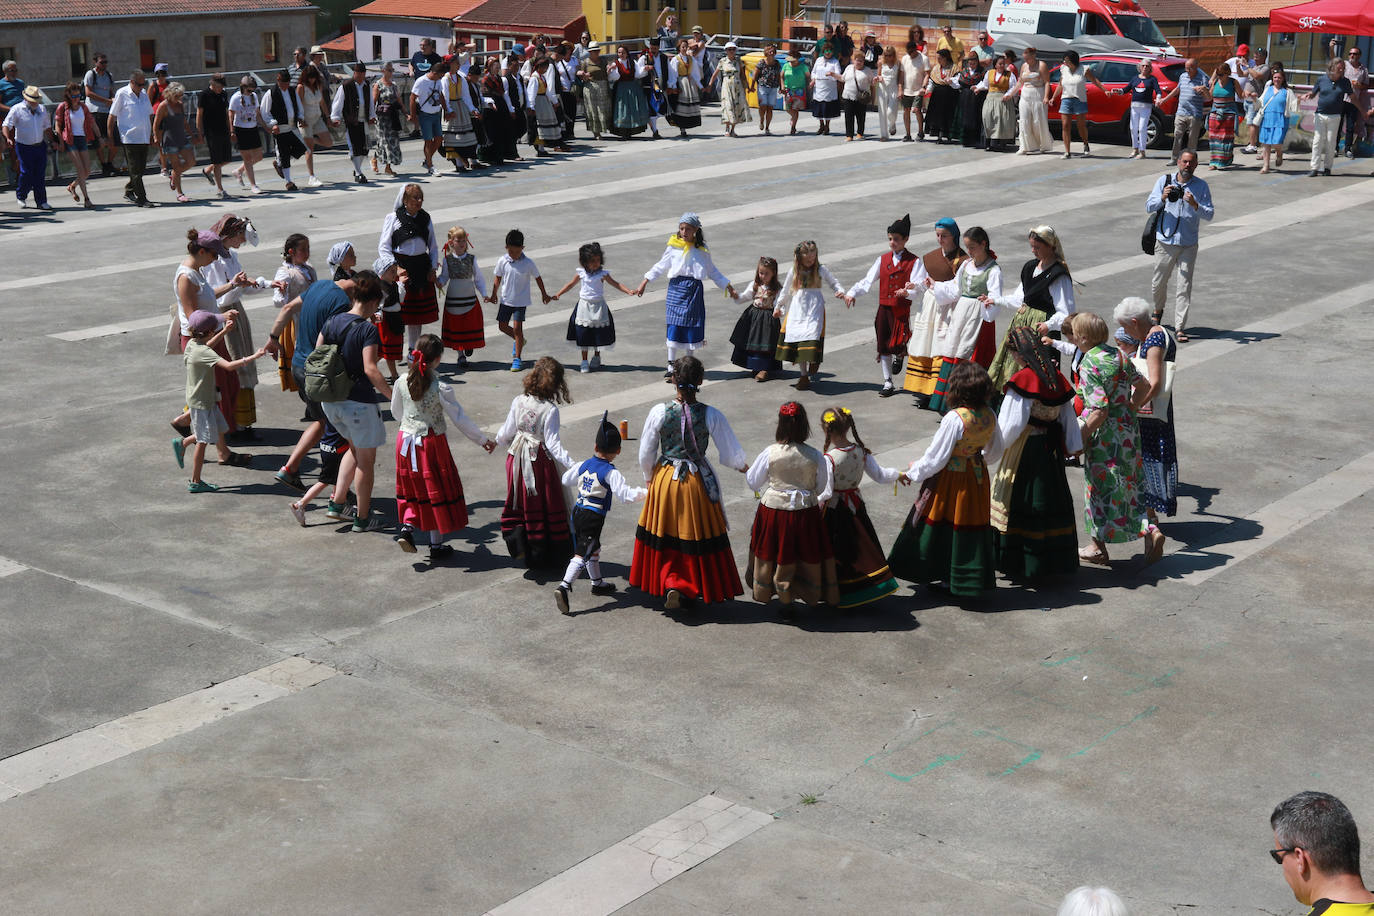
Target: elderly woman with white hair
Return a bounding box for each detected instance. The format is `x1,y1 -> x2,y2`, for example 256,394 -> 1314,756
1058,885 -> 1129,916
1115,296 -> 1178,522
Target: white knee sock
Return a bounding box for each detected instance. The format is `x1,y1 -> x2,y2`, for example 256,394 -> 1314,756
561,556 -> 586,588
667,343 -> 682,367
429,530 -> 442,545
350,155 -> 364,173
281,166 -> 292,182
586,555 -> 603,585
406,324 -> 422,352
649,115 -> 659,132
880,359 -> 893,384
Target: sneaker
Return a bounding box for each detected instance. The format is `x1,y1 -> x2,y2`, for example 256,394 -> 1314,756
394,527 -> 417,553
1307,169 -> 1319,177
1242,145 -> 1258,154
664,588 -> 682,610
1322,169 -> 1332,176
275,468 -> 306,492
589,353 -> 601,370
456,353 -> 468,368
172,437 -> 185,469
879,382 -> 896,398
510,358 -> 523,372
247,185 -> 263,195
235,171 -> 246,189
890,354 -> 904,376
357,173 -> 368,184
590,582 -> 617,596
187,480 -> 219,493
307,175 -> 323,187
351,514 -> 384,533
555,585 -> 571,615
580,360 -> 591,373
290,501 -> 307,527
427,544 -> 454,560
326,501 -> 358,521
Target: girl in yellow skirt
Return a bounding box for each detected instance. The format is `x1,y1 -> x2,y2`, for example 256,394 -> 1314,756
902,217 -> 967,409
888,362 -> 1003,597
745,401 -> 839,610
630,355 -> 749,610
271,232 -> 315,392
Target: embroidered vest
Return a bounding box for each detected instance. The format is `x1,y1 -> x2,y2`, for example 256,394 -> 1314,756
1019,259 -> 1069,315
958,260 -> 996,299
877,250 -> 917,307
948,406 -> 995,474
760,442 -> 821,510
397,377 -> 446,436
659,401 -> 709,461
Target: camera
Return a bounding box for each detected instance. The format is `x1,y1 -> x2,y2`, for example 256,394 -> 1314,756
1165,185 -> 1183,202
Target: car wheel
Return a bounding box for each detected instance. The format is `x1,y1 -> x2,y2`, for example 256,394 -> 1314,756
1146,110 -> 1167,149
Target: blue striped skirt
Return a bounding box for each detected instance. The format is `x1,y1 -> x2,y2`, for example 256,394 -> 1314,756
666,276 -> 705,344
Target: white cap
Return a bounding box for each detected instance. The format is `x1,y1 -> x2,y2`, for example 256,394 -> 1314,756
724,40 -> 738,49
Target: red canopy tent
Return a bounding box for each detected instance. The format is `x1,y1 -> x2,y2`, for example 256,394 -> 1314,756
1269,0 -> 1374,35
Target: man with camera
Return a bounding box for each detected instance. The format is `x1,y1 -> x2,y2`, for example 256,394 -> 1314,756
1145,150 -> 1213,342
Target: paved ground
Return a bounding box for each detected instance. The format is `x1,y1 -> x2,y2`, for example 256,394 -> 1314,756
1,113 -> 1372,915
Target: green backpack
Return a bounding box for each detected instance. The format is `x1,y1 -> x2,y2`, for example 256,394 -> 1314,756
303,316 -> 365,403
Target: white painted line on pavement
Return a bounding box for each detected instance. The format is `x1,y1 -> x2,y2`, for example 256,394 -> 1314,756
0,657 -> 336,802
485,793 -> 772,916
0,556 -> 27,578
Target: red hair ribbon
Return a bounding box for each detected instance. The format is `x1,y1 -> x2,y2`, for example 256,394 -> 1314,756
410,349 -> 428,376
779,401 -> 799,417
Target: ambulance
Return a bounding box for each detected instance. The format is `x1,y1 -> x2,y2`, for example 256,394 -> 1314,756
985,0 -> 1177,56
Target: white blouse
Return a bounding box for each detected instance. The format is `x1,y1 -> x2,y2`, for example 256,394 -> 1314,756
494,397 -> 575,469
746,445 -> 834,507
823,445 -> 900,509
202,250 -> 266,310
643,244 -> 731,288
524,73 -> 558,104
904,410 -> 1004,484
847,251 -> 916,300
390,376 -> 489,444
991,264 -> 1074,332
812,59 -> 842,101
976,71 -> 1019,93
841,64 -> 873,101
637,402 -> 747,482
984,390 -> 1082,466
378,212 -> 441,270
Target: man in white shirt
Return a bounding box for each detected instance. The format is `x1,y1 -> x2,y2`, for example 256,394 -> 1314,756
2,84 -> 54,209
108,70 -> 155,206
407,61 -> 449,175
552,44 -> 578,141
262,69 -> 307,190
332,62 -> 377,183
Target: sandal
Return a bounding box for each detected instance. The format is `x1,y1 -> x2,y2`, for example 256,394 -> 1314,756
1144,527 -> 1166,564
67,182 -> 80,202
1151,311 -> 1163,326
218,452 -> 252,467
176,193 -> 190,203
1176,332 -> 1190,343
1078,546 -> 1111,566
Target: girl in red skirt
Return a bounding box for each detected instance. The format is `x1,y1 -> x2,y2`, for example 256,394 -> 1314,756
494,356 -> 576,567
372,255 -> 404,380
439,225 -> 487,370
745,401 -> 839,610
391,334 -> 497,561
379,183 -> 440,354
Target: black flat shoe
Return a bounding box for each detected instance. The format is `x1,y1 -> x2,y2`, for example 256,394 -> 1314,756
427,544 -> 455,561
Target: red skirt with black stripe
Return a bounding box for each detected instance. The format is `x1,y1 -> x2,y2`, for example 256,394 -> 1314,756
397,254 -> 438,325
442,301 -> 486,352
746,504 -> 839,605
502,448 -> 573,568
395,431 -> 469,534
375,311 -> 404,361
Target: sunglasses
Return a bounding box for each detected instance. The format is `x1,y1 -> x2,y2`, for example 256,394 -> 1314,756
1269,847 -> 1297,864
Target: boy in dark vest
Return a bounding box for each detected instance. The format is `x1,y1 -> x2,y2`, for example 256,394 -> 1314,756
555,413 -> 647,615
844,213 -> 918,396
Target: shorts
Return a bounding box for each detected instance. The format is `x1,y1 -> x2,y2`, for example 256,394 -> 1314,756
571,505 -> 607,558
190,406 -> 229,445
418,110 -> 442,141
92,115 -> 111,140
161,142 -> 188,156
756,86 -> 781,108
67,137 -> 89,152
1059,97 -> 1088,116
292,364 -> 326,422
321,399 -> 387,450
234,125 -> 263,150
497,303 -> 527,324
900,94 -> 920,109
304,117 -> 329,138
317,433 -> 350,486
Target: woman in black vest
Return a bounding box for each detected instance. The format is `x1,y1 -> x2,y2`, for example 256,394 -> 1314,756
378,184 -> 440,353
980,225 -> 1076,393
480,58 -> 510,166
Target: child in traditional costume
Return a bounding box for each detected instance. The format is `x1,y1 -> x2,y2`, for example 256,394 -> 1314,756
271,232 -> 315,392
630,355 -> 749,610
328,241 -> 356,281
634,213 -> 737,378
438,226 -> 487,369
888,362 -> 1002,597
844,213 -> 918,397
918,226 -> 1002,414
745,401 -> 839,609
378,183 -> 440,354
555,412 -> 648,615
372,255 -> 404,380
903,217 -> 967,409
775,240 -> 845,391
820,407 -> 907,608
982,224 -> 1075,394
552,242 -> 634,374
494,357 -> 576,567
984,328 -> 1081,580
391,334 -> 498,561
728,256 -> 783,382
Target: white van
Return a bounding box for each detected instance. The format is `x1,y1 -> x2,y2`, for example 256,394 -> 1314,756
986,0 -> 1177,56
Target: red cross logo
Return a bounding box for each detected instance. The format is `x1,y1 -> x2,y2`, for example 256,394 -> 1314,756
997,13 -> 1006,24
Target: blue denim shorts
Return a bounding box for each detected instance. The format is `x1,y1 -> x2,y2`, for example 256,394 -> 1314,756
1059,97 -> 1088,116
756,86 -> 782,108
418,110 -> 442,141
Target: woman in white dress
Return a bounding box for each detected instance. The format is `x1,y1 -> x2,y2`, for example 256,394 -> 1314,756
809,46 -> 843,135
1009,47 -> 1053,154
875,46 -> 901,140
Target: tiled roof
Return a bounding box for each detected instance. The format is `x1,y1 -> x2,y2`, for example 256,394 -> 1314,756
455,0 -> 585,28
321,32 -> 355,52
816,0 -> 993,14
1137,0 -> 1216,20
1194,0 -> 1293,19
351,0 -> 485,21
0,0 -> 311,20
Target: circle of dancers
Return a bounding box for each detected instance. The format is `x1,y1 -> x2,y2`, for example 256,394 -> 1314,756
171,198 -> 1176,615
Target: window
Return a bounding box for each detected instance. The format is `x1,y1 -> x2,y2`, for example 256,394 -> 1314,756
68,42 -> 90,78
1037,11 -> 1075,39
472,36 -> 486,53
605,0 -> 612,11
263,31 -> 281,63
501,38 -> 514,51
399,37 -> 410,58
742,0 -> 760,8
203,35 -> 221,68
0,46 -> 14,64
137,38 -> 156,71
372,35 -> 383,60
698,0 -> 717,9
620,0 -> 639,10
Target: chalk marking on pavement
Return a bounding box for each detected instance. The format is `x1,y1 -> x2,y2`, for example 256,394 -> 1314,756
484,793 -> 772,916
0,557 -> 27,578
0,657 -> 336,803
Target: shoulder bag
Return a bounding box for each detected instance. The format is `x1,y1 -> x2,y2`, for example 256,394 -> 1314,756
1130,329 -> 1175,419
1141,174 -> 1171,255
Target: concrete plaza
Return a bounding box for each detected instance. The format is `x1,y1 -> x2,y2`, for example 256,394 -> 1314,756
1,113 -> 1371,915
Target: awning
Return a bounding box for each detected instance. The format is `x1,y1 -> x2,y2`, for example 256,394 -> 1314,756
1269,0 -> 1374,36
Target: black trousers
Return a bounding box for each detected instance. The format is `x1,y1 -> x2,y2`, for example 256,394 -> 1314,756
123,143 -> 148,202
559,91 -> 577,139
842,99 -> 867,138
1340,100 -> 1364,151
276,129 -> 307,169
344,122 -> 367,158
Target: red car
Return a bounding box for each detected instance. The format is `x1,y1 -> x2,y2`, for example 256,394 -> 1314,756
1047,52 -> 1185,148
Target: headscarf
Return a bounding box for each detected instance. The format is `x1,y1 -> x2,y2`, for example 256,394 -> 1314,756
887,213 -> 911,238
327,241 -> 354,266
1115,327 -> 1139,348
679,212 -> 702,229
1029,224 -> 1068,272
1008,326 -> 1066,395
934,217 -> 959,238
373,254 -> 396,275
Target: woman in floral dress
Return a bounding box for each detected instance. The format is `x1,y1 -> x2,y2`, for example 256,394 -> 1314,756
1069,312 -> 1165,565
372,64 -> 405,173
710,42 -> 752,137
